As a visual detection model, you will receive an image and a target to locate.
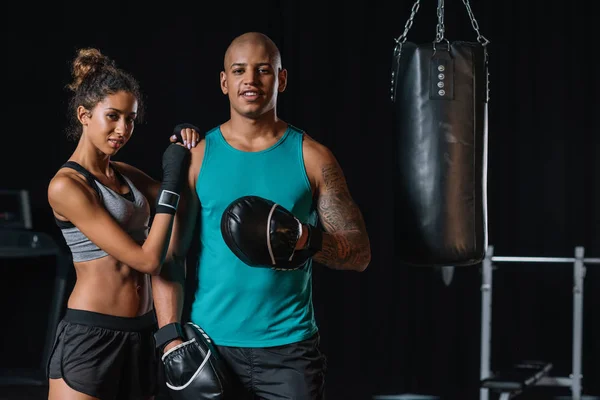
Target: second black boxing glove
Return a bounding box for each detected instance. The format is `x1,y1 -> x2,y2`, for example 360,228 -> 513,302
220,195 -> 322,270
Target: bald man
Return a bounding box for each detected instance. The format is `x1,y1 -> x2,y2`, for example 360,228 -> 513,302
153,32 -> 371,399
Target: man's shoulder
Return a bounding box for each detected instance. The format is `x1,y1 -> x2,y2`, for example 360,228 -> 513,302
204,125 -> 221,138
300,132 -> 332,156
299,132 -> 338,173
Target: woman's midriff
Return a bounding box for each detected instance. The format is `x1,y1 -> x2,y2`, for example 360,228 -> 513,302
67,255 -> 153,317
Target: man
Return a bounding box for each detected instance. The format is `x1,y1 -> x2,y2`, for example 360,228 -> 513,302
153,31 -> 371,399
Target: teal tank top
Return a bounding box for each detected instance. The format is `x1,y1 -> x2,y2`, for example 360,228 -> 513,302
191,124 -> 319,347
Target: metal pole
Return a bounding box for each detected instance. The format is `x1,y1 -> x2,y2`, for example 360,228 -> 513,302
478,246 -> 599,399
572,246 -> 585,400
492,256 -> 575,263
480,246 -> 493,400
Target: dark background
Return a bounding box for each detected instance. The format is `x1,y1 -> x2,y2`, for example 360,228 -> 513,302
1,0 -> 599,399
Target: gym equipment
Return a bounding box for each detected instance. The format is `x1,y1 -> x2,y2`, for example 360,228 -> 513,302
391,0 -> 490,267
0,189 -> 32,230
0,190 -> 71,386
373,395 -> 440,400
479,245 -> 600,400
481,361 -> 553,400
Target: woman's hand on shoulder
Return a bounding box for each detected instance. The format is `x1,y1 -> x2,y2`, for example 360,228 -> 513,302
170,123 -> 202,149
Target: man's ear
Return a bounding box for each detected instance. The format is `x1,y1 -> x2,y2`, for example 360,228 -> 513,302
77,106 -> 91,125
278,68 -> 288,93
220,71 -> 228,95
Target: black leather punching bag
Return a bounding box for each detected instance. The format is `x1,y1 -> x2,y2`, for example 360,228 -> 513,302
391,38 -> 490,267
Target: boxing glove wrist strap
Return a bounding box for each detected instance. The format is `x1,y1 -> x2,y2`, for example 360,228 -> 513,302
303,224 -> 323,254
154,322 -> 184,350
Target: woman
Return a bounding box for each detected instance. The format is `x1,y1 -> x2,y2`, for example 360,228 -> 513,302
46,47 -> 197,400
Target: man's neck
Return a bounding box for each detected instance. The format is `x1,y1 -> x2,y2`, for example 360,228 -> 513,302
225,111 -> 285,141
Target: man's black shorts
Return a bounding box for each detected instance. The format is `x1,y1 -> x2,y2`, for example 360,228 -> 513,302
47,308 -> 158,400
216,333 -> 327,400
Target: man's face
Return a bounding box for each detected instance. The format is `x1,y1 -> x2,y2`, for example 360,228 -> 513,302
220,41 -> 286,119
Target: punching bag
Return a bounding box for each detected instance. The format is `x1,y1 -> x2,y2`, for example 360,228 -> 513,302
391,0 -> 490,267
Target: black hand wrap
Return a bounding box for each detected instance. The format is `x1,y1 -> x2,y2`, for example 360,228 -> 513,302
220,195 -> 323,271
160,323 -> 233,400
156,144 -> 190,215
154,322 -> 184,351
173,123 -> 201,144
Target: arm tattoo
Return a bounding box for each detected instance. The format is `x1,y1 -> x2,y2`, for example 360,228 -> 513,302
313,163 -> 371,270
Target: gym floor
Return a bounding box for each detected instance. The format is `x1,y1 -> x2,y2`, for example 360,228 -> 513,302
0,385 -> 596,400
0,385 -> 174,400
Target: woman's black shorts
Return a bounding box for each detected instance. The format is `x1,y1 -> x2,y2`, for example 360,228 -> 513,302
47,308 -> 158,400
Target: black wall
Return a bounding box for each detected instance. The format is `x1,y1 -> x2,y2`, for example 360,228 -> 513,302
2,1 -> 599,399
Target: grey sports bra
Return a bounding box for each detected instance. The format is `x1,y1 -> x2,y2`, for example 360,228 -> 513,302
55,161 -> 150,262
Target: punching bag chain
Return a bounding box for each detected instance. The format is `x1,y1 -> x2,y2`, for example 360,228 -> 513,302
435,0 -> 446,43
393,0 -> 421,58
462,0 -> 489,46
391,0 -> 490,102
394,0 -> 489,55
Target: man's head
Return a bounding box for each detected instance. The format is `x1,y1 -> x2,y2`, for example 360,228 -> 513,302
220,32 -> 287,120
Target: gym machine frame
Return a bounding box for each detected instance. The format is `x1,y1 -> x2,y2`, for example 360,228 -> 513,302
0,190 -> 71,386
479,245 -> 599,400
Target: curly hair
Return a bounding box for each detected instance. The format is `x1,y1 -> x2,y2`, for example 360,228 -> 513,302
65,48 -> 145,142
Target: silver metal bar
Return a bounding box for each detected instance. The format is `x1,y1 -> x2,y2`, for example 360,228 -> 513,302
499,392 -> 513,400
536,376 -> 572,386
492,256 -> 575,263
481,246 -> 595,400
491,256 -> 600,264
480,246 -> 493,400
572,247 -> 585,400
20,190 -> 32,230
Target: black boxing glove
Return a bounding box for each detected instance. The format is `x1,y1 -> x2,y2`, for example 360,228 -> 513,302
160,322 -> 233,400
220,195 -> 323,270
155,144 -> 190,215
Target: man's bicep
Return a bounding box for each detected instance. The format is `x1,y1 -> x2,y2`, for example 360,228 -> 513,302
315,156 -> 366,233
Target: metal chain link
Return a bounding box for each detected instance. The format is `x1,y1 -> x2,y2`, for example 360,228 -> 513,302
435,0 -> 446,43
391,0 -> 490,101
462,0 -> 490,46
394,0 -> 421,48
394,0 -> 489,51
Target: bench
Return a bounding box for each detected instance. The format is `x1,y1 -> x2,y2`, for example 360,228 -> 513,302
480,361 -> 553,399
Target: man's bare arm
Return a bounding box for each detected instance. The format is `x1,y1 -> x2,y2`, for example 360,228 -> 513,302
312,157 -> 371,271
151,181 -> 199,328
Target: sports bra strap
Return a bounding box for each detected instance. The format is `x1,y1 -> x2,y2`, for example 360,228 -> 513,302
61,161 -> 102,197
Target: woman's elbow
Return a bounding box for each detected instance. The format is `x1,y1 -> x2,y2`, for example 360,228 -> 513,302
138,256 -> 163,276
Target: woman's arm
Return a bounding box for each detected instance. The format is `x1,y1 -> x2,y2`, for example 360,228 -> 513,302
152,140 -> 205,352
48,144 -> 189,275
112,161 -> 161,209
48,173 -> 174,275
